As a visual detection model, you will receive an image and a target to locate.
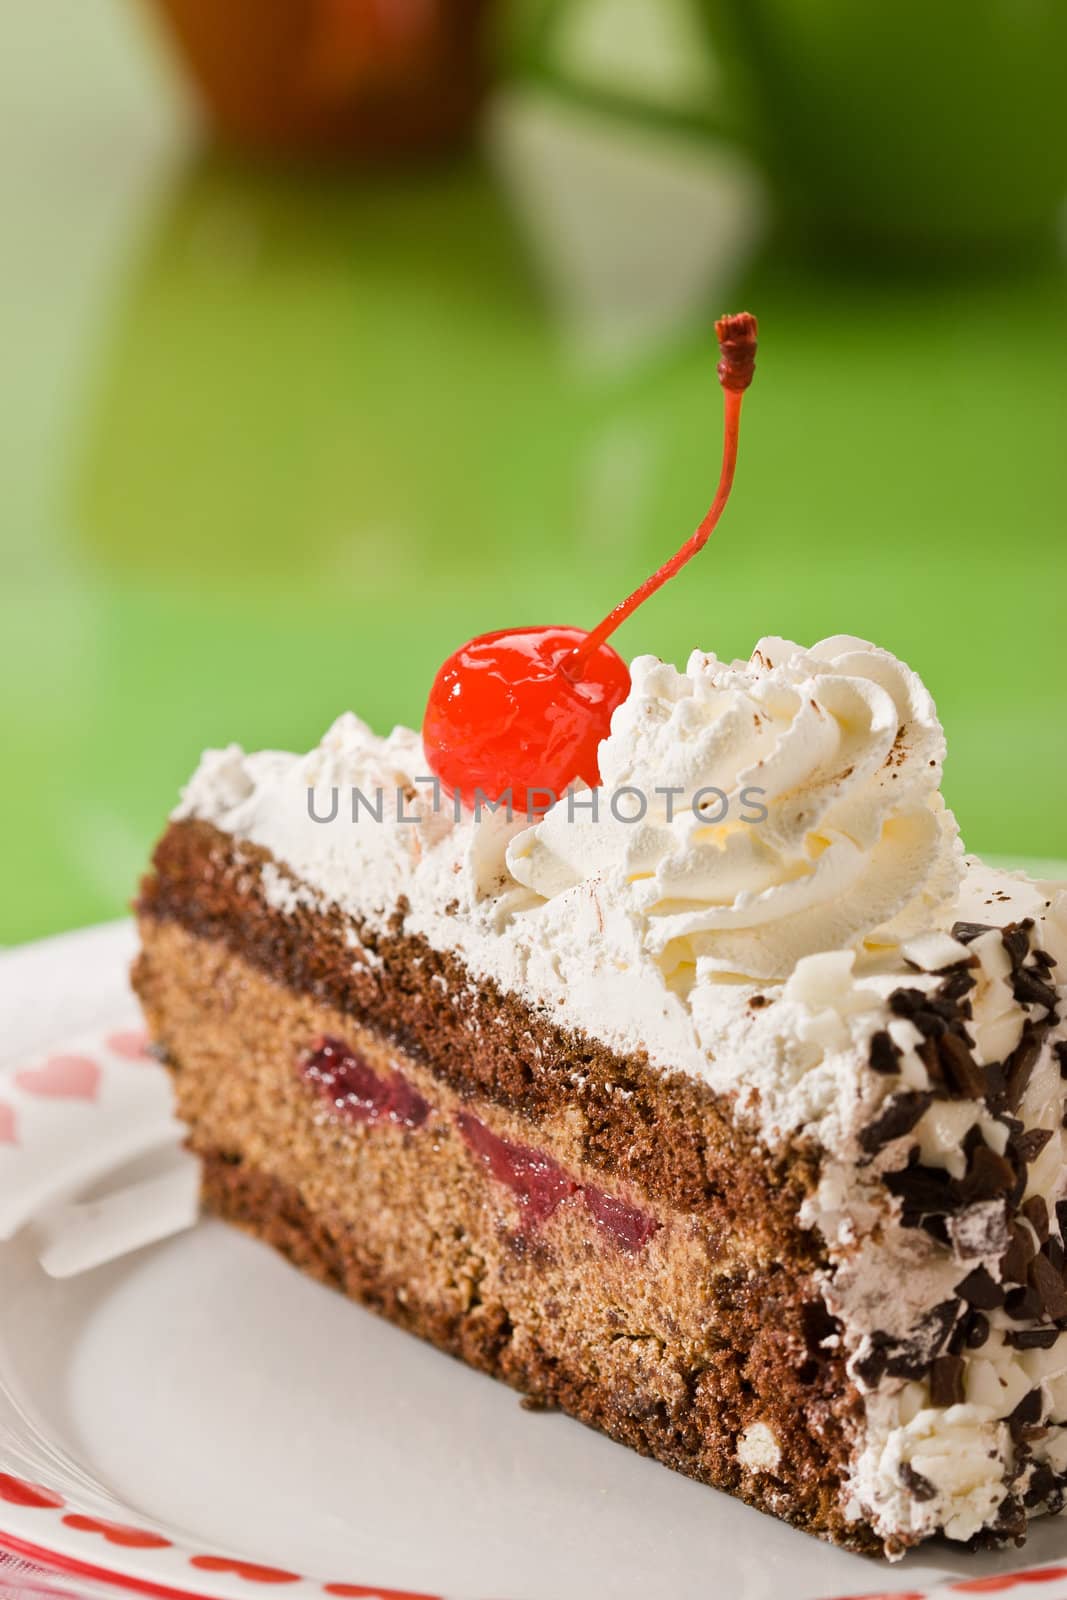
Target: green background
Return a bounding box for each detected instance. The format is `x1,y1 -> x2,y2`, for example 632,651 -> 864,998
2,1 -> 1065,945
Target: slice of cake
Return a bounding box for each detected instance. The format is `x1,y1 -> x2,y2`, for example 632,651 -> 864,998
133,634 -> 1067,1559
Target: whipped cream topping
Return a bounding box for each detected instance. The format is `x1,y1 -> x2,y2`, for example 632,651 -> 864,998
509,636 -> 963,982
173,633 -> 1067,1553
176,636 -> 966,1147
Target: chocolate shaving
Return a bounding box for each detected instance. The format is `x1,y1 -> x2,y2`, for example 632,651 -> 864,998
1022,1194 -> 1050,1242
869,1029 -> 902,1075
960,1143 -> 1016,1205
859,1091 -> 932,1155
963,1310 -> 990,1349
1024,1463 -> 1058,1509
1002,922 -> 1033,968
1013,967 -> 1059,1013
1002,1222 -> 1037,1285
888,1136 -> 1021,1235
996,1025 -> 1046,1113
916,1035 -> 943,1086
853,1301 -> 959,1387
937,1030 -> 986,1099
1030,1253 -> 1067,1320
886,1301 -> 960,1380
1004,1284 -> 1044,1321
1016,1127 -> 1054,1165
929,1353 -> 965,1407
852,1334 -> 892,1388
1005,1327 -> 1059,1350
984,1061 -> 1007,1103
1009,1386 -> 1043,1441
962,1123 -> 986,1158
990,1490 -> 1028,1540
888,988 -> 947,1038
952,921 -> 995,945
940,968 -> 977,1003
884,1157 -> 955,1219
932,995 -> 972,1028
956,1265 -> 1004,1309
899,1461 -> 937,1502
1055,1041 -> 1067,1079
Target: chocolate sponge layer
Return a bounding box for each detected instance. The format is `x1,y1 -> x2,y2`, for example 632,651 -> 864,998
134,820 -> 874,1551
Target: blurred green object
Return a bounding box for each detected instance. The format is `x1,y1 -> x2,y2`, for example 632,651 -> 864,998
698,0 -> 1067,257
514,0 -> 727,140
523,0 -> 1067,258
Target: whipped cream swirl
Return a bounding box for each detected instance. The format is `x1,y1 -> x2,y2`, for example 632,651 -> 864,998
507,636 -> 963,981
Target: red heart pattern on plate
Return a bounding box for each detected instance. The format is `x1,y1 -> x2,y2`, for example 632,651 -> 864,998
0,1474 -> 64,1510
61,1515 -> 171,1549
325,1586 -> 443,1600
105,1030 -> 151,1061
15,1056 -> 100,1102
0,1103 -> 16,1145
953,1571 -> 1067,1592
190,1557 -> 300,1584
829,1592 -> 925,1599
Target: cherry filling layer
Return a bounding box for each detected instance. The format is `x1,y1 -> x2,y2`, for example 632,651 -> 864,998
298,1039 -> 659,1251
301,1036 -> 430,1129
457,1112 -> 660,1253
582,1183 -> 661,1254
456,1110 -> 576,1224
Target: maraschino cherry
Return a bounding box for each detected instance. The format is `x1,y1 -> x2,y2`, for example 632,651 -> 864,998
423,312 -> 758,813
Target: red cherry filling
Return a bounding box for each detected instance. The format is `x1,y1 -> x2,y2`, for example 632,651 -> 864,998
423,313 -> 757,808
422,626 -> 630,814
456,1110 -> 576,1225
292,1061 -> 659,1252
301,1036 -> 430,1129
457,1111 -> 660,1250
582,1184 -> 660,1254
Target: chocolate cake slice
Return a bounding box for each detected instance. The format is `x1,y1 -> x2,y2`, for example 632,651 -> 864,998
133,635 -> 1067,1558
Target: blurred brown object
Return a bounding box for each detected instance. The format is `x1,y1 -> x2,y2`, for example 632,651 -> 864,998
148,0 -> 494,157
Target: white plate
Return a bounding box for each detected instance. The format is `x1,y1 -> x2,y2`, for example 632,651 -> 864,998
3,921 -> 1067,1600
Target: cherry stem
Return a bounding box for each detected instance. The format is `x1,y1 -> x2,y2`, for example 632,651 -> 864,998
565,312 -> 757,679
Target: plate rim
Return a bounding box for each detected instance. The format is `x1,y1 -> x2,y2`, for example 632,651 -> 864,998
0,1528 -> 233,1600
0,1476 -> 445,1600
